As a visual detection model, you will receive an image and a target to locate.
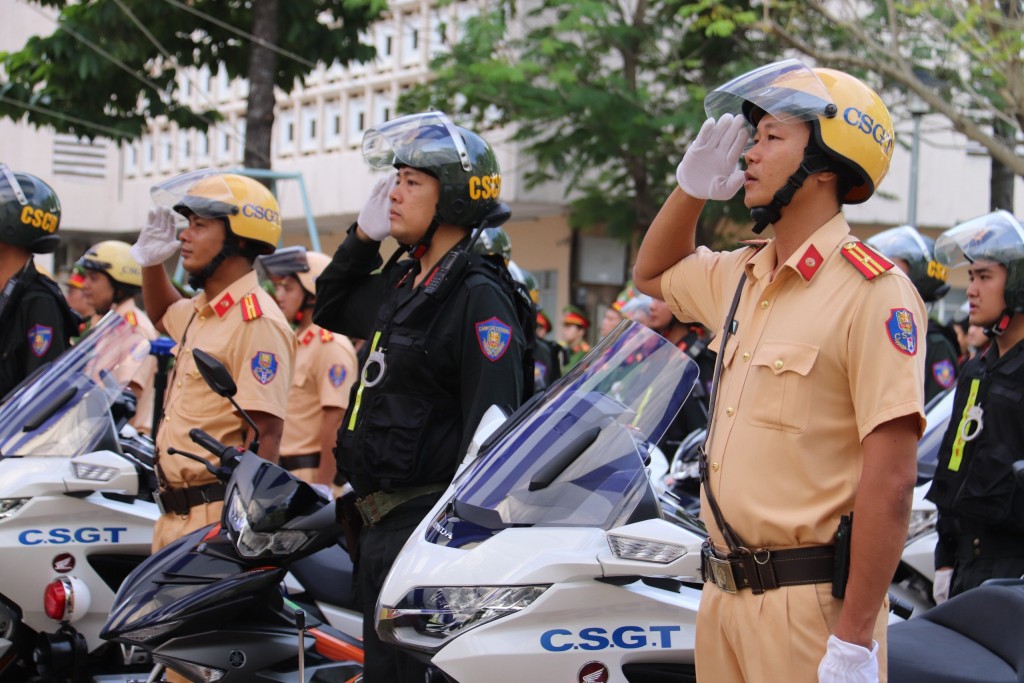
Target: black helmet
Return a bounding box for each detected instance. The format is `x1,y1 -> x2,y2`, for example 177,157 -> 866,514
867,225 -> 950,303
936,210 -> 1024,312
363,111 -> 502,230
0,164 -> 61,254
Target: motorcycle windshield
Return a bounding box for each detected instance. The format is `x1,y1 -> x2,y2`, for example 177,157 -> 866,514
0,313 -> 151,457
452,321 -> 698,530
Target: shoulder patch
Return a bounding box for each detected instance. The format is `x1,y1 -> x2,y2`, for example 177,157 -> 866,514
475,317 -> 512,362
240,293 -> 263,322
886,308 -> 918,356
932,359 -> 956,389
841,241 -> 894,280
124,310 -> 138,326
320,329 -> 334,343
28,324 -> 53,358
251,351 -> 278,384
328,364 -> 346,388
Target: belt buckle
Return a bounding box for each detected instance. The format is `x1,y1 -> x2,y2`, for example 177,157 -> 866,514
702,544 -> 738,593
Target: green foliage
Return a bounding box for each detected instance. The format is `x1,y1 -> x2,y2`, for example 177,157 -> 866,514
399,0 -> 760,243
0,0 -> 385,141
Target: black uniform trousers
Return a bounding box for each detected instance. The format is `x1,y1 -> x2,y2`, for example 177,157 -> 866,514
356,493 -> 442,683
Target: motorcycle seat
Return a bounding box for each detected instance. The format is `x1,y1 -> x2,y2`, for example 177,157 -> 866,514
887,581 -> 1024,682
289,542 -> 357,610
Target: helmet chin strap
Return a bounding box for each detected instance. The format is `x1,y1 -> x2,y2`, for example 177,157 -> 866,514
188,239 -> 240,290
984,309 -> 1013,338
404,215 -> 442,260
749,147 -> 831,234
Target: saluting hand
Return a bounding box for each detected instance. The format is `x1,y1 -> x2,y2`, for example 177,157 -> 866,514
131,207 -> 181,267
676,113 -> 749,201
357,172 -> 397,242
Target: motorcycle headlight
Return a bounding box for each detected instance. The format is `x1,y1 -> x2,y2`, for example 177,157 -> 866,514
226,492 -> 310,559
377,585 -> 548,653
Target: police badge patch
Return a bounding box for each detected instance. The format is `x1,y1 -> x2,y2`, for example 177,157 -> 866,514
251,351 -> 278,384
28,324 -> 53,358
475,317 -> 512,362
932,359 -> 956,389
885,308 -> 918,356
328,364 -> 346,388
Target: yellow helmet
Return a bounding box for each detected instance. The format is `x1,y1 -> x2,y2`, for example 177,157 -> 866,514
154,170 -> 281,254
258,246 -> 329,296
78,240 -> 143,287
706,59 -> 894,204
297,251 -> 330,295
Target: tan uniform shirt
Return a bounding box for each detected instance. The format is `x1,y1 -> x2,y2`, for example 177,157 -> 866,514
280,323 -> 358,456
114,298 -> 159,435
156,271 -> 294,487
662,214 -> 926,550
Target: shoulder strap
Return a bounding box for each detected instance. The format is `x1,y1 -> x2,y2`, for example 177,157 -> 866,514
700,272 -> 749,552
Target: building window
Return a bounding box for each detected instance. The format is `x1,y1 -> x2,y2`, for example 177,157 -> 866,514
235,120 -> 246,162
177,130 -> 191,168
125,142 -> 138,176
142,135 -> 155,174
197,131 -> 210,163
374,92 -> 393,126
198,65 -> 212,94
301,102 -> 320,153
216,128 -> 231,163
348,97 -> 366,144
325,100 -> 342,148
278,109 -> 296,155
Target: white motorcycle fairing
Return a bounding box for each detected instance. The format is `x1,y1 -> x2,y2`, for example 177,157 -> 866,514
378,320 -> 705,683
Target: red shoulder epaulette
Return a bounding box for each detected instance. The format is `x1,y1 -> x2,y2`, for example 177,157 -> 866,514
124,310 -> 138,326
240,293 -> 263,321
320,329 -> 334,343
840,241 -> 894,280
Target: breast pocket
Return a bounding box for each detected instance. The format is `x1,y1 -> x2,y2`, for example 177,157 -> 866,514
177,361 -> 231,418
747,341 -> 818,433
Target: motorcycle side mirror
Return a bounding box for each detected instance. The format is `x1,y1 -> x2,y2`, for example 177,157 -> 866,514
191,348 -> 261,454
193,349 -> 238,398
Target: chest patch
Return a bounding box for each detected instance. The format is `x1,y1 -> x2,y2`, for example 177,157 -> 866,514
932,359 -> 956,389
475,317 -> 512,362
251,351 -> 279,384
328,364 -> 346,388
886,308 -> 918,356
28,324 -> 53,358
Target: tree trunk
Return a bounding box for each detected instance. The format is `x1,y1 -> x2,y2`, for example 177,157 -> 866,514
990,118 -> 1016,212
244,0 -> 279,175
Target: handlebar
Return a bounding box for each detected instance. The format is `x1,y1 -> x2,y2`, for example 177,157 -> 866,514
188,428 -> 243,469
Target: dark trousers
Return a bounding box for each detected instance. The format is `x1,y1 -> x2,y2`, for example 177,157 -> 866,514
355,495 -> 440,683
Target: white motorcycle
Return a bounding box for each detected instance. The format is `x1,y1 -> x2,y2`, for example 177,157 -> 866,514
377,321 -> 705,683
0,313 -> 160,682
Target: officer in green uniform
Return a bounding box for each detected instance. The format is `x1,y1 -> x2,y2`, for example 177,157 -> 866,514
0,164 -> 76,399
867,224 -> 959,403
313,112 -> 529,683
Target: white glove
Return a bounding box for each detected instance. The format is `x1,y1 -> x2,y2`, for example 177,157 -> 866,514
676,113 -> 750,201
357,172 -> 397,241
933,567 -> 953,604
131,207 -> 181,267
818,635 -> 879,683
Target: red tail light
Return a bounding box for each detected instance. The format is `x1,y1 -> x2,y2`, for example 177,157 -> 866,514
43,577 -> 70,621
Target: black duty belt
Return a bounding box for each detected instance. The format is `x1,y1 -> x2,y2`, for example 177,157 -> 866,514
280,453 -> 320,472
701,542 -> 835,594
157,482 -> 226,516
355,483 -> 447,527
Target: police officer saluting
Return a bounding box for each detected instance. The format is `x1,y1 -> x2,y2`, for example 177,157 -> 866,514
259,246 -> 359,486
926,210 -> 1024,602
314,111 -> 528,683
633,60 -> 925,682
0,164 -> 76,398
867,225 -> 959,403
78,240 -> 160,434
130,170 -> 294,554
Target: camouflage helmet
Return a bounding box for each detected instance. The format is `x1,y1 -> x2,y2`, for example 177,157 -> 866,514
0,164 -> 61,254
363,112 -> 501,229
